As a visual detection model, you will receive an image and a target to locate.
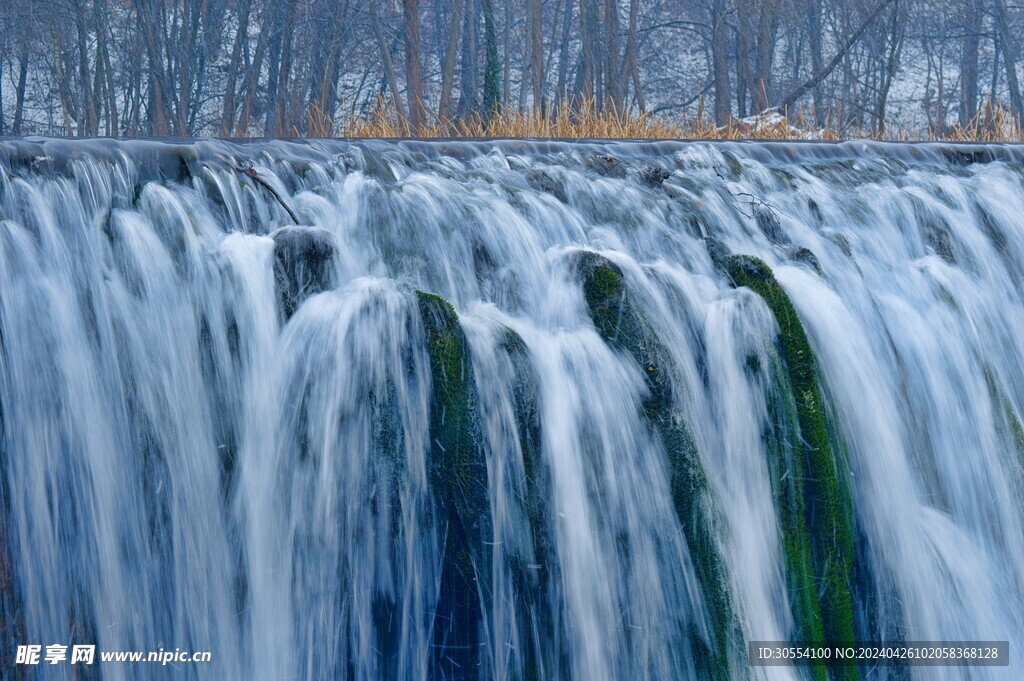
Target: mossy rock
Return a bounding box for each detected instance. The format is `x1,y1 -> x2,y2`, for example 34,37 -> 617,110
983,368 -> 1024,465
575,252 -> 734,681
415,290 -> 490,681
496,326 -> 561,680
786,246 -> 823,277
725,255 -> 859,681
824,231 -> 853,258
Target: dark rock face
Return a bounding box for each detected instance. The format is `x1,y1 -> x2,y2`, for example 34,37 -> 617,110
787,246 -> 823,275
271,227 -> 337,320
574,251 -> 735,681
584,153 -> 627,178
497,327 -> 559,680
754,205 -> 789,244
725,254 -> 860,681
1,421 -> 24,681
525,169 -> 567,202
640,165 -> 671,188
415,291 -> 491,681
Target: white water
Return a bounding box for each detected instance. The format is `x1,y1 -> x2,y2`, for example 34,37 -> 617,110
0,140 -> 1021,680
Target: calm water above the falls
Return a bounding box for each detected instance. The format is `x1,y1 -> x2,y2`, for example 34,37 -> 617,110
0,139 -> 1022,680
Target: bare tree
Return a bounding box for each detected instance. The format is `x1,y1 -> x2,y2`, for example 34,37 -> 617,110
992,0 -> 1023,120
438,0 -> 466,120
3,0 -> 1023,137
711,0 -> 733,124
403,0 -> 427,130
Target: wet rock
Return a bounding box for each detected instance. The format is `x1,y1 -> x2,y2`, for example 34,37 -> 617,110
807,198 -> 824,224
137,145 -> 199,183
1,424 -> 25,681
787,246 -> 823,276
924,223 -> 956,264
584,153 -> 627,178
725,255 -> 859,673
825,230 -> 854,258
941,147 -> 995,166
496,326 -> 557,679
720,151 -> 743,179
754,205 -> 789,244
575,251 -> 736,681
271,227 -> 337,320
640,165 -> 671,188
415,291 -> 490,681
525,169 -> 567,202
704,236 -> 731,269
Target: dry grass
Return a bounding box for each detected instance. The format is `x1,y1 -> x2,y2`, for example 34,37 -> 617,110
303,96 -> 1024,142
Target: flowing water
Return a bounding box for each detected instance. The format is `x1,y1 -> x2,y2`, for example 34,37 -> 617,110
0,139 -> 1022,680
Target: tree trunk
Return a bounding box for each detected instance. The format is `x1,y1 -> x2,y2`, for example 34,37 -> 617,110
220,0 -> 252,136
623,0 -> 642,111
236,14 -> 268,136
72,0 -> 97,135
777,0 -> 897,112
554,0 -> 574,110
438,0 -> 465,120
458,0 -> 479,116
309,0 -> 349,135
577,0 -> 595,101
531,0 -> 544,112
753,0 -> 778,111
264,0 -> 287,136
807,0 -> 824,124
735,12 -> 750,118
403,0 -> 426,131
875,0 -> 903,135
959,0 -> 981,126
604,0 -> 621,111
993,0 -> 1024,121
12,50 -> 28,136
711,0 -> 732,125
275,0 -> 298,135
370,0 -> 409,123
481,0 -> 501,120
94,0 -> 118,135
138,0 -> 173,135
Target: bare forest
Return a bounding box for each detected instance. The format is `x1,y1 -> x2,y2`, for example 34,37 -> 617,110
0,0 -> 1021,137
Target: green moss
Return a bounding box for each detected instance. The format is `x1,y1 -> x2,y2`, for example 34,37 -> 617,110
787,246 -> 823,277
725,255 -> 858,681
764,354 -> 827,681
577,253 -> 734,681
415,290 -> 489,681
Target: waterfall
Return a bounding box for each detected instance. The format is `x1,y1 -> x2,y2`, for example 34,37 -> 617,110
0,139 -> 1022,680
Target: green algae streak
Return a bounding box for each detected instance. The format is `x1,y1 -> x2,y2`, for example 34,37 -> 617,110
725,255 -> 858,681
577,252 -> 734,681
415,290 -> 488,681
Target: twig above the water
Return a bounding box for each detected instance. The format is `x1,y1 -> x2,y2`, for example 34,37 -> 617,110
224,161 -> 299,224
713,165 -> 786,220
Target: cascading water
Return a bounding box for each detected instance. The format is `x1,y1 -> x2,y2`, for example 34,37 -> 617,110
0,138 -> 1021,680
